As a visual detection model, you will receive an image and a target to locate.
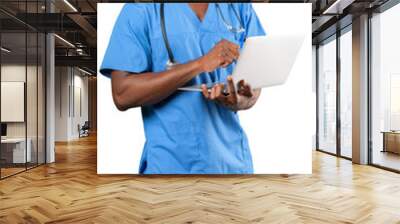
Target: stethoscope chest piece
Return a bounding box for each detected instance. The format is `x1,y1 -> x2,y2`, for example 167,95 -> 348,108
166,59 -> 177,70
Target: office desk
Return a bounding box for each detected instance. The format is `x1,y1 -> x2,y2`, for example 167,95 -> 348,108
1,138 -> 31,164
382,131 -> 400,154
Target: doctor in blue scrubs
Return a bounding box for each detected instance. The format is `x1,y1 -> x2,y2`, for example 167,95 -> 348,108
100,3 -> 266,174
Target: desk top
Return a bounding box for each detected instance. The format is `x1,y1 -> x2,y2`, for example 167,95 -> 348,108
381,131 -> 400,134
1,138 -> 27,143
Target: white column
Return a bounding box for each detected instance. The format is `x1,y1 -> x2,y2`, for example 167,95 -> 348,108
45,0 -> 56,163
46,34 -> 55,163
352,14 -> 369,164
46,33 -> 55,163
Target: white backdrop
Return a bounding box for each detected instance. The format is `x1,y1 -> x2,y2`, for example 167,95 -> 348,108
97,3 -> 313,174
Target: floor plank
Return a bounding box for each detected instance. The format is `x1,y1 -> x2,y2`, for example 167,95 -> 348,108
1,135 -> 400,223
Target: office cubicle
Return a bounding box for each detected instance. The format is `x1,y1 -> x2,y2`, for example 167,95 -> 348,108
0,0 -> 46,179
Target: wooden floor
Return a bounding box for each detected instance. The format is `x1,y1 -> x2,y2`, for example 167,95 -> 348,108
1,163 -> 45,178
1,135 -> 400,224
0,167 -> 26,178
372,150 -> 400,171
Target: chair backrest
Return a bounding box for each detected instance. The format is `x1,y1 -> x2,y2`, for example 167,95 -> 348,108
82,121 -> 90,129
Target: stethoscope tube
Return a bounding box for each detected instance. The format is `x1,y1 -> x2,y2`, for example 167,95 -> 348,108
160,3 -> 176,67
215,3 -> 245,34
160,3 -> 245,69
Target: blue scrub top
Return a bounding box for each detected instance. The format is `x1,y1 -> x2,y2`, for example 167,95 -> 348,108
100,3 -> 265,174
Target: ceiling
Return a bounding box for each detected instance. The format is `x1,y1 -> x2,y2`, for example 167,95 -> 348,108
0,0 -> 394,74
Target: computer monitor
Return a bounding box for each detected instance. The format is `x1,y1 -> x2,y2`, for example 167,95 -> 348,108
1,123 -> 7,137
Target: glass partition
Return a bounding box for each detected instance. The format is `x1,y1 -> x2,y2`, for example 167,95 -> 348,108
0,1 -> 46,179
318,36 -> 337,154
339,29 -> 352,158
371,3 -> 400,171
38,32 -> 45,165
27,30 -> 38,169
1,30 -> 28,177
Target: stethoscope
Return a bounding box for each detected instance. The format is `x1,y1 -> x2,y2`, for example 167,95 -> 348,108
160,3 -> 245,70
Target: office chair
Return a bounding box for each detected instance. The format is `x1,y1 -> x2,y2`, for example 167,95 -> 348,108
79,121 -> 90,138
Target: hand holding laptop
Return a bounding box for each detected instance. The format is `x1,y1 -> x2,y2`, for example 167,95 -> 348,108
201,76 -> 258,111
180,35 -> 304,110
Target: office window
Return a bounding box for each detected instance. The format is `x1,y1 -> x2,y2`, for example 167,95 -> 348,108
340,29 -> 352,158
318,37 -> 337,154
371,3 -> 400,171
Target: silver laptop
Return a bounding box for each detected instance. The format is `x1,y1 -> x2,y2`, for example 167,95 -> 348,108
178,35 -> 304,92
